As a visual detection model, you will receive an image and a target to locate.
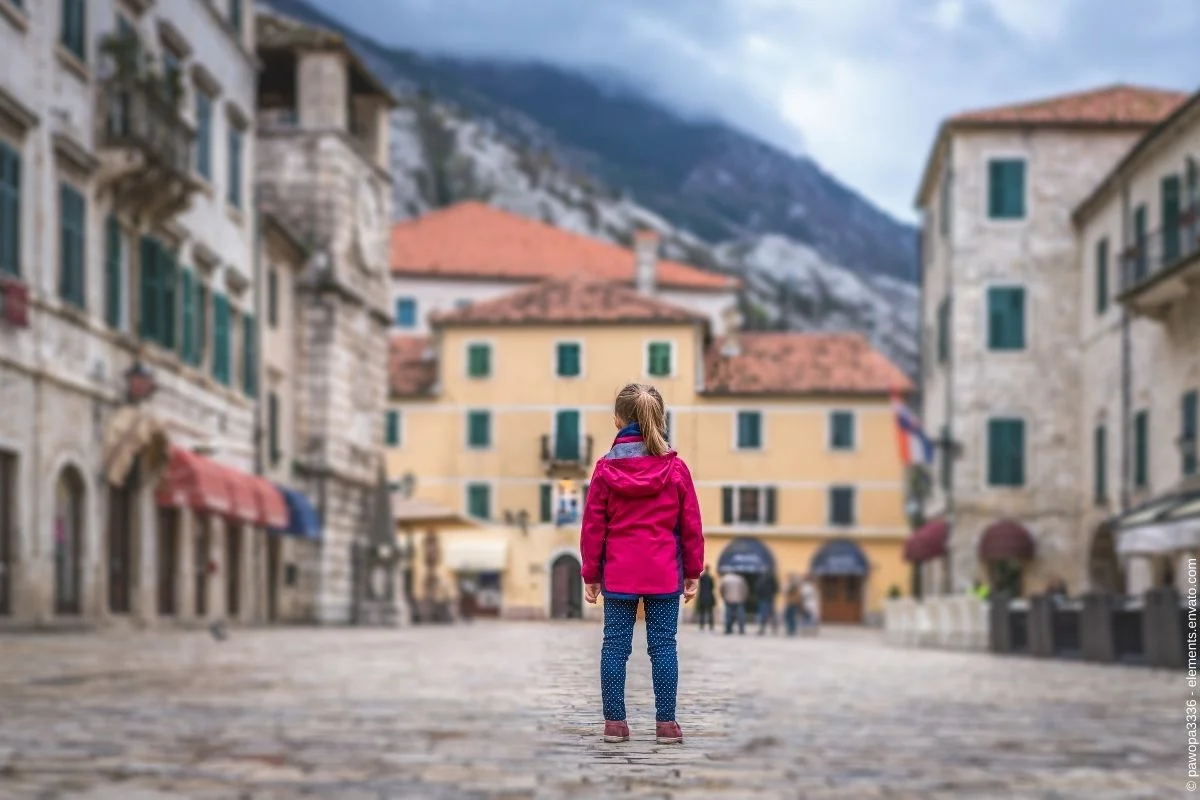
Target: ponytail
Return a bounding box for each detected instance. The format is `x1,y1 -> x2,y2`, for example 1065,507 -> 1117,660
615,383 -> 669,456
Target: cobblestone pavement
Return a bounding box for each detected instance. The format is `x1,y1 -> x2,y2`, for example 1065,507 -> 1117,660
0,621 -> 1185,799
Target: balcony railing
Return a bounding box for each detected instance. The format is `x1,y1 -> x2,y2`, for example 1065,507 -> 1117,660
540,434 -> 594,475
1119,205 -> 1200,295
98,76 -> 194,177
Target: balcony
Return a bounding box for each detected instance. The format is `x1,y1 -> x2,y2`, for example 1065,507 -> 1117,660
95,75 -> 199,225
1118,207 -> 1200,318
540,434 -> 594,478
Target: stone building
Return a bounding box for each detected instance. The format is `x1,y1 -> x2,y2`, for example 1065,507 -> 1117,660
910,85 -> 1188,596
254,10 -> 399,624
0,0 -> 276,627
1074,89 -> 1200,594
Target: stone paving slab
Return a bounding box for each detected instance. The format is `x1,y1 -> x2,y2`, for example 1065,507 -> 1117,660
0,623 -> 1187,798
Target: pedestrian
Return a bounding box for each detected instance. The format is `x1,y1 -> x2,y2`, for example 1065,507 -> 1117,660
696,564 -> 716,631
756,570 -> 780,635
799,574 -> 820,634
783,574 -> 803,636
719,570 -> 748,635
580,383 -> 704,746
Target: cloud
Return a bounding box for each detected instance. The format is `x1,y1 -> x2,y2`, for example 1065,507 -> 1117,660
303,0 -> 1199,222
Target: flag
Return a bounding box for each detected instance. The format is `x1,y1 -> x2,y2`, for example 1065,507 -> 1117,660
892,393 -> 934,467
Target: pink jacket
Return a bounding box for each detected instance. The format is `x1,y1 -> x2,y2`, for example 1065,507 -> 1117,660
579,432 -> 705,597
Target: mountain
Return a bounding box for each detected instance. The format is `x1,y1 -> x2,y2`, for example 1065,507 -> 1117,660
261,0 -> 921,375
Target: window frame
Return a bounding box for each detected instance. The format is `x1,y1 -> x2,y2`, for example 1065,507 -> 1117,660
644,339 -> 675,378
465,482 -> 492,521
551,409 -> 584,462
554,340 -> 584,378
828,410 -> 856,452
103,215 -> 124,329
985,284 -> 1028,352
720,484 -> 777,526
57,182 -> 87,310
827,485 -> 856,527
986,416 -> 1027,488
465,409 -> 492,450
985,156 -> 1027,221
465,340 -> 493,379
385,409 -> 401,447
734,410 -> 764,451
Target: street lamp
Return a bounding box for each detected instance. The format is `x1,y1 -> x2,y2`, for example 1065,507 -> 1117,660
125,360 -> 156,404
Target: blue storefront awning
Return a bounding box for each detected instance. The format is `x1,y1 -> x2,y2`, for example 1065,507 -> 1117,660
810,539 -> 869,576
275,484 -> 322,541
717,537 -> 775,575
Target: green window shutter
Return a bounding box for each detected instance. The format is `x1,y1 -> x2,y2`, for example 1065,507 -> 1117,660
737,411 -> 761,449
539,484 -> 552,523
721,487 -> 733,524
58,184 -> 86,308
939,425 -> 952,490
268,392 -> 280,465
1132,204 -> 1148,282
830,411 -> 854,450
212,293 -> 229,384
554,410 -> 580,460
1163,175 -> 1182,263
648,342 -> 672,376
764,487 -> 777,524
227,128 -> 243,208
139,237 -> 157,340
1183,392 -> 1198,477
987,287 -> 1025,350
988,419 -> 1025,487
988,159 -> 1025,219
556,343 -> 581,377
467,410 -> 491,448
61,0 -> 87,61
467,343 -> 491,377
936,297 -> 950,363
830,487 -> 854,525
267,269 -> 278,327
180,270 -> 194,363
160,249 -> 177,350
385,410 -> 400,446
229,0 -> 243,33
1134,410 -> 1149,488
1095,238 -> 1109,315
467,484 -> 490,520
0,141 -> 20,277
242,314 -> 256,397
194,283 -> 208,367
104,216 -> 122,328
196,92 -> 212,179
1094,424 -> 1107,503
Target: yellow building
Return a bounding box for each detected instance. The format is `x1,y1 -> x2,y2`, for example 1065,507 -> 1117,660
386,275 -> 913,624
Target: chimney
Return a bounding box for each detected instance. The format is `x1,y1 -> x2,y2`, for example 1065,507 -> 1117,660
633,228 -> 660,295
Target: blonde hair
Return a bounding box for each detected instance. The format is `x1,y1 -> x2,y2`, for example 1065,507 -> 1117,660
615,383 -> 669,456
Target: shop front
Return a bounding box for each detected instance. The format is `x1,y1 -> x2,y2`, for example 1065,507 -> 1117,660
810,539 -> 871,624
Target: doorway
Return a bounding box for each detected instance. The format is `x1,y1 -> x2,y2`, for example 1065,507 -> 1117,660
107,476 -> 136,614
550,554 -> 582,619
194,516 -> 210,618
819,575 -> 864,624
157,508 -> 178,616
267,533 -> 281,622
0,451 -> 14,616
226,524 -> 242,619
53,466 -> 85,616
1087,523 -> 1123,593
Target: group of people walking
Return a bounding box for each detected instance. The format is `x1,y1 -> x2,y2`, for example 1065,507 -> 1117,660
694,565 -> 818,636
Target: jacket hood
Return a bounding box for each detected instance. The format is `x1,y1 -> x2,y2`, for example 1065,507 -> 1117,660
601,452 -> 677,498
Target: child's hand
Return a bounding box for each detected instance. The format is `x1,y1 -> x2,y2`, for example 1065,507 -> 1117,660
683,579 -> 699,603
585,583 -> 601,604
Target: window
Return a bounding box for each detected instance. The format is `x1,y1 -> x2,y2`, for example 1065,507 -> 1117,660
466,483 -> 491,520
987,418 -> 1026,487
554,410 -> 581,461
227,126 -> 243,208
58,184 -> 86,309
104,216 -> 122,328
829,486 -> 855,526
212,293 -> 230,385
228,0 -> 243,34
194,282 -> 208,367
467,343 -> 491,378
736,411 -> 762,450
936,297 -> 950,364
454,298 -> 472,309
161,248 -> 177,351
1134,410 -> 1149,489
719,486 -> 777,525
0,140 -> 19,277
180,269 -> 195,363
1183,392 -> 1197,477
385,410 -> 400,446
195,90 -> 213,180
1163,175 -> 1182,264
987,158 -> 1025,220
268,392 -> 280,466
267,268 -> 278,328
466,410 -> 491,449
1095,238 -> 1109,315
1094,424 -> 1107,504
830,411 -> 855,450
241,314 -> 256,397
539,483 -> 553,523
60,0 -> 86,61
986,286 -> 1026,351
1132,204 -> 1148,282
556,342 -> 581,377
139,238 -> 178,350
938,171 -> 951,237
394,297 -> 416,328
647,341 -> 672,376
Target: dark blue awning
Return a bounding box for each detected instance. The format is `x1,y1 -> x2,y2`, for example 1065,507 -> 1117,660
810,539 -> 869,576
717,537 -> 775,575
275,484 -> 321,541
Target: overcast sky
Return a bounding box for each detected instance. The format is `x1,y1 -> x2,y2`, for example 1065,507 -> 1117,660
307,0 -> 1200,222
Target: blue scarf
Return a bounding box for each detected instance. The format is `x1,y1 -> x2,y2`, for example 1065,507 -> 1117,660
616,421 -> 641,439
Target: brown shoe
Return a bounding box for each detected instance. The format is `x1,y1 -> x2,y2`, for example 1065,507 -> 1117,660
603,720 -> 630,742
655,721 -> 683,744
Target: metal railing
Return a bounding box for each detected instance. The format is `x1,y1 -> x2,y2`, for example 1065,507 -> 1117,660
539,434 -> 594,470
98,76 -> 194,176
1119,205 -> 1200,294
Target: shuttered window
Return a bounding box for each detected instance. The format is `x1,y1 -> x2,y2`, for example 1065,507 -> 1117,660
58,184 -> 86,309
1163,175 -> 1182,264
385,410 -> 400,446
267,268 -> 278,328
1183,392 -> 1197,477
466,410 -> 491,448
212,293 -> 231,385
1095,238 -> 1109,315
104,216 -> 122,328
1094,424 -> 1107,504
539,484 -> 553,523
721,487 -> 734,525
936,297 -> 950,363
241,314 -> 256,397
268,392 -> 280,466
0,141 -> 21,277
60,0 -> 87,61
467,343 -> 491,377
987,158 -> 1025,220
647,342 -> 672,376
227,126 -> 244,209
736,411 -> 762,449
987,286 -> 1026,351
830,411 -> 855,450
987,418 -> 1026,487
196,90 -> 213,180
1134,410 -> 1149,489
194,282 -> 208,367
180,269 -> 194,363
829,487 -> 855,526
394,297 -> 416,328
466,484 -> 490,520
556,342 -> 581,377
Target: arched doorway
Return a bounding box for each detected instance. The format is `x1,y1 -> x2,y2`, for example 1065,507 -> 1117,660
550,553 -> 582,619
106,461 -> 137,615
53,466 -> 86,616
1087,522 -> 1123,593
717,537 -> 776,612
810,538 -> 869,624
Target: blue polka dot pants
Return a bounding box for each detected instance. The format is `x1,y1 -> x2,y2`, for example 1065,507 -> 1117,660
600,596 -> 680,722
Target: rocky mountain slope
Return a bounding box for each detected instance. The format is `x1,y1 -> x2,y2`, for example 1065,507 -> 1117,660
262,0 -> 921,375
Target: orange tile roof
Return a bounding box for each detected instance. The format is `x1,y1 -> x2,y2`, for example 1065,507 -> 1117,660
704,332 -> 912,396
389,335 -> 437,396
949,84 -> 1189,127
391,202 -> 737,291
430,276 -> 704,327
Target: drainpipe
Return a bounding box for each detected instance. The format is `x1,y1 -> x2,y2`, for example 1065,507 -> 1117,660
252,189 -> 264,478
1120,185 -> 1132,514
943,142 -> 957,595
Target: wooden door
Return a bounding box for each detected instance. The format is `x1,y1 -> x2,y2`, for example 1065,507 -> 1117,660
107,482 -> 135,614
266,534 -> 280,622
226,524 -> 242,618
53,468 -> 84,615
194,517 -> 209,617
0,451 -> 14,616
156,509 -> 177,616
551,555 -> 582,619
819,575 -> 864,624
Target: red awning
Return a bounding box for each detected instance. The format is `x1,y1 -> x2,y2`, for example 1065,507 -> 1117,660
248,475 -> 289,529
222,465 -> 260,525
978,519 -> 1035,561
156,447 -> 232,515
904,518 -> 948,563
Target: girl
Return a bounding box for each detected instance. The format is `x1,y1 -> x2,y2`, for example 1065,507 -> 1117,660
580,383 -> 704,745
